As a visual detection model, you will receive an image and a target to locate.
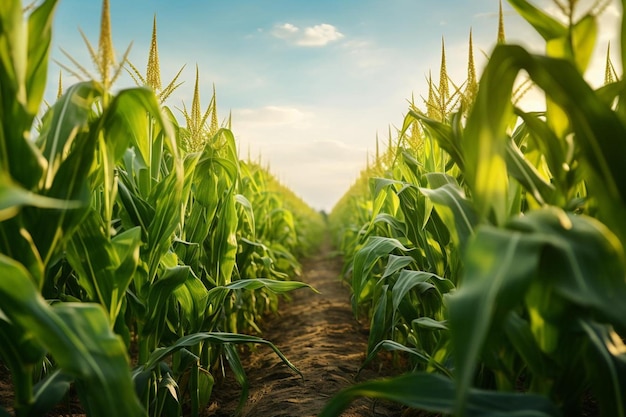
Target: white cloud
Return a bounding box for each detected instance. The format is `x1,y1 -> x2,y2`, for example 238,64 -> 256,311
233,106 -> 313,127
272,23 -> 299,40
271,23 -> 344,47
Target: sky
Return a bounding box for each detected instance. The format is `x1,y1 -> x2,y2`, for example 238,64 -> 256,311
44,0 -> 622,212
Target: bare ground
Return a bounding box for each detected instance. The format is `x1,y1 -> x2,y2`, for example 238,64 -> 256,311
207,238 -> 403,417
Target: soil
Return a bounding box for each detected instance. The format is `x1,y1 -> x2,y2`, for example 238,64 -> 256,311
206,237 -> 404,417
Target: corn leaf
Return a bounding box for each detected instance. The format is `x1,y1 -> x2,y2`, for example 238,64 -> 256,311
318,372 -> 560,417
0,174 -> 81,221
351,236 -> 412,315
504,137 -> 555,205
0,255 -> 144,417
508,0 -> 567,41
420,181 -> 477,248
66,210 -> 141,324
136,332 -> 301,379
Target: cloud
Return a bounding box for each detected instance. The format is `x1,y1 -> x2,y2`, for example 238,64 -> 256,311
271,23 -> 344,47
233,106 -> 313,127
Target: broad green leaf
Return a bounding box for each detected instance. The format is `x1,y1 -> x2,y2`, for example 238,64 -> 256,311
146,168 -> 183,283
220,278 -> 317,293
0,255 -> 144,416
351,236 -> 412,315
570,15 -> 598,73
116,176 -> 154,234
136,332 -> 301,380
392,270 -> 443,314
463,55 -> 512,224
370,213 -> 407,238
448,226 -> 541,415
103,87 -> 166,167
508,0 -> 567,41
514,108 -> 570,194
0,174 -> 81,221
503,312 -> 550,378
235,193 -> 256,240
208,189 -> 238,286
469,44 -> 626,230
223,343 -> 249,414
0,0 -> 55,189
420,180 -> 477,248
143,266 -> 190,335
66,210 -> 141,324
413,317 -> 448,331
381,255 -> 414,280
509,210 -> 626,334
319,372 -> 560,417
579,319 -> 626,417
367,284 -> 389,354
171,272 -> 209,332
38,82 -> 102,188
25,0 -> 58,115
449,207 -> 626,415
504,137 -> 555,205
197,369 -> 214,412
358,340 -> 450,377
31,370 -> 73,416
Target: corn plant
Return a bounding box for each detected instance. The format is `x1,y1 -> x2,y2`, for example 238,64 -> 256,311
1,1 -> 324,416
0,1 -> 145,416
324,1 -> 626,416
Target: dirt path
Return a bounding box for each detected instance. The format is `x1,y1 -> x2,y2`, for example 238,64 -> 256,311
208,237 -> 402,417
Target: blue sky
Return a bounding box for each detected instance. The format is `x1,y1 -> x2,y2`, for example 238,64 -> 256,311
46,0 -> 622,211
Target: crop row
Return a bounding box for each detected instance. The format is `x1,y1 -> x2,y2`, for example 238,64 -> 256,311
0,1 -> 323,416
324,1 -> 626,416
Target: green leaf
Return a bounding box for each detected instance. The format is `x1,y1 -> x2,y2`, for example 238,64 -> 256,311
413,317 -> 448,331
0,255 -> 144,416
31,370 -> 73,416
136,332 -> 301,380
475,44 -> 626,228
579,319 -> 626,417
381,255 -> 414,280
367,284 -> 390,354
223,343 -> 249,414
503,312 -> 550,377
319,372 -> 560,417
220,278 -> 317,294
448,226 -> 541,415
0,174 -> 81,221
38,82 -> 102,187
449,208 -> 626,415
351,237 -> 412,315
504,137 -> 555,205
171,272 -> 209,332
66,210 -> 141,323
508,0 -> 567,41
143,266 -> 190,335
392,270 -> 443,314
25,0 -> 57,114
421,176 -> 477,248
359,339 -> 450,377
407,110 -> 465,171
146,168 -> 183,283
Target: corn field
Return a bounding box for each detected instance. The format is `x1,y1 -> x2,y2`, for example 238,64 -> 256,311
1,0 -> 625,416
